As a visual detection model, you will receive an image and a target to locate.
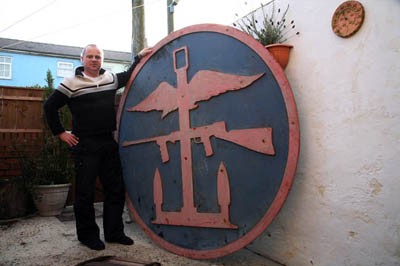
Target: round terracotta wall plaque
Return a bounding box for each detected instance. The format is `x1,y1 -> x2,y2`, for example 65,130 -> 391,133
332,0 -> 365,38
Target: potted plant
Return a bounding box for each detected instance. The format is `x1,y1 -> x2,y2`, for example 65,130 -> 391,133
19,70 -> 74,216
234,0 -> 300,69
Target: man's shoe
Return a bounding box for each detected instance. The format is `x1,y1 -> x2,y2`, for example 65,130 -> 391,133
80,238 -> 105,250
105,235 -> 134,245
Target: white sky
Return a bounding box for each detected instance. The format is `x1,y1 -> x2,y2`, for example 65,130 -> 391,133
0,0 -> 266,52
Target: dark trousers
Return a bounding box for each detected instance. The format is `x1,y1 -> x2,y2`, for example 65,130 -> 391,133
71,135 -> 126,242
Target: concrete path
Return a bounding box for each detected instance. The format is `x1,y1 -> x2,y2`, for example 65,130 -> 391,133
0,204 -> 281,266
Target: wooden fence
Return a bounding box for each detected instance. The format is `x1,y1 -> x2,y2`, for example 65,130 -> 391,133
0,86 -> 44,218
0,86 -> 44,179
0,86 -> 112,209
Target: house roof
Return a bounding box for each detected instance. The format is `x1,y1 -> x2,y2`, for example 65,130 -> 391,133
0,37 -> 131,63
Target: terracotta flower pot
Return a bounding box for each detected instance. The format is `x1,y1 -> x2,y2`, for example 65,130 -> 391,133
265,44 -> 293,70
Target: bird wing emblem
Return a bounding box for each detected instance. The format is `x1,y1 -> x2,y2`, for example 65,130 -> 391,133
126,81 -> 177,118
127,70 -> 264,118
188,70 -> 264,109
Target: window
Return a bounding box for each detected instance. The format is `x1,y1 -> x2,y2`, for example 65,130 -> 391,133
57,61 -> 74,77
0,56 -> 12,79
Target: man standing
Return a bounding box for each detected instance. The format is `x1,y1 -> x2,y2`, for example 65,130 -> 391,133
44,44 -> 152,250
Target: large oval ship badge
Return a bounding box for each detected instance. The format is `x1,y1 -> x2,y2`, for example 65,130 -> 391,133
117,24 -> 300,259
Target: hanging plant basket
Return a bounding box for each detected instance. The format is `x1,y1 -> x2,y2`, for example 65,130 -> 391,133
265,44 -> 293,70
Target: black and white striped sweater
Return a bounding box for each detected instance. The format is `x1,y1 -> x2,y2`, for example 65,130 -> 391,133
44,55 -> 140,138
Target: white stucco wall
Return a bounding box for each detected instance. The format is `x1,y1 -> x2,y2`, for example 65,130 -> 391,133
245,0 -> 400,265
146,0 -> 399,264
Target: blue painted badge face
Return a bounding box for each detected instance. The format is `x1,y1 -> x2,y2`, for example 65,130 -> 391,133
117,24 -> 299,259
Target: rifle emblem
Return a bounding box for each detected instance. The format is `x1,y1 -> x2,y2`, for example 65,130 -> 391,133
123,46 -> 275,229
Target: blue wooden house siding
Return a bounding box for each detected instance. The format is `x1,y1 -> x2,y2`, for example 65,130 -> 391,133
0,50 -> 80,87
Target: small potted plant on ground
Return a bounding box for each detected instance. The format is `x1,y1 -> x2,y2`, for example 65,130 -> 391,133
19,70 -> 73,216
234,0 -> 300,69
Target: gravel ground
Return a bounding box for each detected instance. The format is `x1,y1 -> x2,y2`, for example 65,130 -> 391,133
0,204 -> 280,266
